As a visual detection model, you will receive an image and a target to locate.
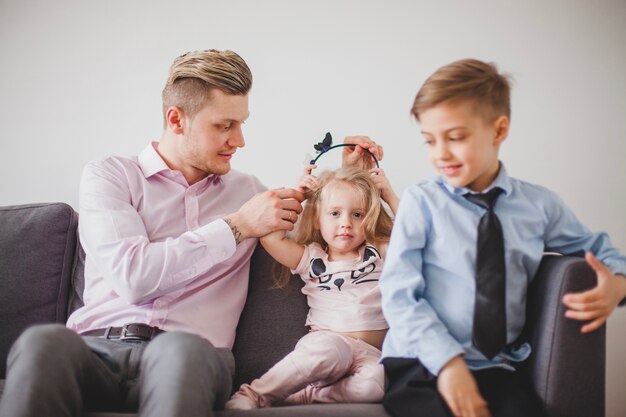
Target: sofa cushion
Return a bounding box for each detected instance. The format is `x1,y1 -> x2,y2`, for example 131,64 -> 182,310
0,203 -> 78,378
232,245 -> 309,391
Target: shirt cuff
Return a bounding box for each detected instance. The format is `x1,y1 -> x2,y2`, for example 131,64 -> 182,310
420,341 -> 466,376
193,219 -> 237,265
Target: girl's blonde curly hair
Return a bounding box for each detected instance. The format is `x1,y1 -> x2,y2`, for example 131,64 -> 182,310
274,167 -> 393,288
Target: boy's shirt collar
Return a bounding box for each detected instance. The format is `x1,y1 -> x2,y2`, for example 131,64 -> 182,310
439,161 -> 512,197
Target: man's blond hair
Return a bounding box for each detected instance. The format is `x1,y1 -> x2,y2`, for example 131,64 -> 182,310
411,59 -> 512,123
162,49 -> 252,123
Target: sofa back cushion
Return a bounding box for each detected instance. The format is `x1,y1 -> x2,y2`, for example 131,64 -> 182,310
231,245 -> 309,390
0,203 -> 78,378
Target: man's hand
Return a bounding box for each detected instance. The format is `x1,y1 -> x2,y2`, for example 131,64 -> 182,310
562,252 -> 626,333
342,136 -> 384,170
437,356 -> 491,417
225,188 -> 305,242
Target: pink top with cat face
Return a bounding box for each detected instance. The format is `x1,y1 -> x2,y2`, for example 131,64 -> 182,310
292,242 -> 388,332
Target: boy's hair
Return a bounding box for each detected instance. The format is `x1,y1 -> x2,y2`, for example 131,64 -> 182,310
411,59 -> 512,123
274,167 -> 394,288
161,49 -> 252,124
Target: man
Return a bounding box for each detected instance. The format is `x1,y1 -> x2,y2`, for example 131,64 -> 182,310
0,49 -> 382,417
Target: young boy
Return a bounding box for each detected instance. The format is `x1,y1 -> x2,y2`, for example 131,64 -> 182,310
379,59 -> 626,417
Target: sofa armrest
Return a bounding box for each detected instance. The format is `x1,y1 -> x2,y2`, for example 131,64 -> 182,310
0,203 -> 79,379
522,255 -> 605,417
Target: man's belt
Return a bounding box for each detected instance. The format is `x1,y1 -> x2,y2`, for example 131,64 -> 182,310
80,323 -> 164,342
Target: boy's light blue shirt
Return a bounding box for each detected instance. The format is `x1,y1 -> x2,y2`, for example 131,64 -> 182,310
380,163 -> 626,376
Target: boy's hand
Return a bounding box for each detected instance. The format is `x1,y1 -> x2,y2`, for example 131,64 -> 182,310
297,164 -> 319,194
562,252 -> 626,333
369,167 -> 399,214
341,136 -> 383,170
437,356 -> 491,417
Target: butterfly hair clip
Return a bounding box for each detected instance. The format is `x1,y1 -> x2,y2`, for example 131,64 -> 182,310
309,132 -> 380,169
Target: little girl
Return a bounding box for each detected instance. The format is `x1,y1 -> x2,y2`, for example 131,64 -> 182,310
225,164 -> 399,409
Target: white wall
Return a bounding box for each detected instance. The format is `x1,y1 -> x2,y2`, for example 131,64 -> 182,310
1,0 -> 624,414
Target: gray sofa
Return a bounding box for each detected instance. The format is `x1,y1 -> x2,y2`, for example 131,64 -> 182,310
0,202 -> 605,417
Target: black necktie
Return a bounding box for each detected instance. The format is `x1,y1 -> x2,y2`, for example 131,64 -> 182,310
464,188 -> 506,359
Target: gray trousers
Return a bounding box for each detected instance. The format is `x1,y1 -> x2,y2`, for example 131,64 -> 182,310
0,324 -> 235,417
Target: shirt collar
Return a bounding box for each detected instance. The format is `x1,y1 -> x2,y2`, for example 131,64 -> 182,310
439,161 -> 512,197
138,141 -> 223,185
138,142 -> 170,178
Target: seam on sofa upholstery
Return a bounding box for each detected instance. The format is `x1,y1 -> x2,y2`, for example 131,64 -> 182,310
0,202 -> 56,212
67,229 -> 84,316
542,259 -> 574,405
68,230 -> 80,315
54,203 -> 78,323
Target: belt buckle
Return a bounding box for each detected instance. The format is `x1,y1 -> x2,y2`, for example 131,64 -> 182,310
120,323 -> 154,342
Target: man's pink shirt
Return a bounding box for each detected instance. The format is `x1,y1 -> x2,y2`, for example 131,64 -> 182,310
66,142 -> 266,348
